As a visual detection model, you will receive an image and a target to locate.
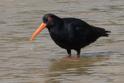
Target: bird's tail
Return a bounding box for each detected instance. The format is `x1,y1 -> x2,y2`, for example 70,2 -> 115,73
94,27 -> 111,37
102,30 -> 111,37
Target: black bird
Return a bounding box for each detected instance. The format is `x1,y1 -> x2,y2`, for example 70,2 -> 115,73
31,13 -> 110,58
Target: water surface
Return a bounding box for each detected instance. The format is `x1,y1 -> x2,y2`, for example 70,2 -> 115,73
0,0 -> 124,83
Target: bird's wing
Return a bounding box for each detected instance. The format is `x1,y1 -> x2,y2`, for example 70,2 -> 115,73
69,19 -> 92,38
63,18 -> 93,42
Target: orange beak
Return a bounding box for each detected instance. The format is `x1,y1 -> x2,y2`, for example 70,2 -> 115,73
30,22 -> 47,41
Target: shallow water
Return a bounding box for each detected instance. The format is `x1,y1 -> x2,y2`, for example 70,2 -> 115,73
0,0 -> 124,83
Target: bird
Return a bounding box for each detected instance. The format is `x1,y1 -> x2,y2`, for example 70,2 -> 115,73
30,13 -> 110,58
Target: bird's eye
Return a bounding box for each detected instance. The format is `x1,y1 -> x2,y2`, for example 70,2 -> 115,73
44,18 -> 48,23
43,17 -> 48,23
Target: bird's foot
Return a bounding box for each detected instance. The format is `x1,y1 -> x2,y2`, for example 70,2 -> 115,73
77,55 -> 80,58
63,56 -> 80,61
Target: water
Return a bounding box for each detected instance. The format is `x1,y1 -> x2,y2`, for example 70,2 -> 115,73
0,0 -> 124,83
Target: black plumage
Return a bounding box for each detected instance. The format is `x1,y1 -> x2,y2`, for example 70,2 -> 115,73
34,14 -> 111,58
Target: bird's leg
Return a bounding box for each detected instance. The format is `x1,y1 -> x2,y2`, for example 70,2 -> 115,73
76,49 -> 81,58
67,49 -> 71,58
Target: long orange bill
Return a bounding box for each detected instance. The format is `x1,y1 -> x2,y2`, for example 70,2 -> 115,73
30,22 -> 47,41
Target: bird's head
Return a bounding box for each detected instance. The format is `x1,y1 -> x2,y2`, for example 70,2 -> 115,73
30,13 -> 61,41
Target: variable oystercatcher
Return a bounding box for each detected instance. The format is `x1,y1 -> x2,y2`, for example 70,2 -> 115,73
30,13 -> 110,58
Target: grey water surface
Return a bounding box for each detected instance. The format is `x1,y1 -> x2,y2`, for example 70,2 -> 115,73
0,0 -> 124,83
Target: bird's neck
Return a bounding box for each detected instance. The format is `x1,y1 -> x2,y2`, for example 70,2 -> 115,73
48,18 -> 64,31
47,20 -> 65,39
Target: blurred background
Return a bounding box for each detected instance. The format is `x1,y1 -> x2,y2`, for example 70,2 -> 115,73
0,0 -> 124,83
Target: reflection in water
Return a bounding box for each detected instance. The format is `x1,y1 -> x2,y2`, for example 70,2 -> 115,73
46,56 -> 109,83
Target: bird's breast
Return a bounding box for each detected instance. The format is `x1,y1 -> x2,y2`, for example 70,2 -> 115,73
48,28 -> 72,48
